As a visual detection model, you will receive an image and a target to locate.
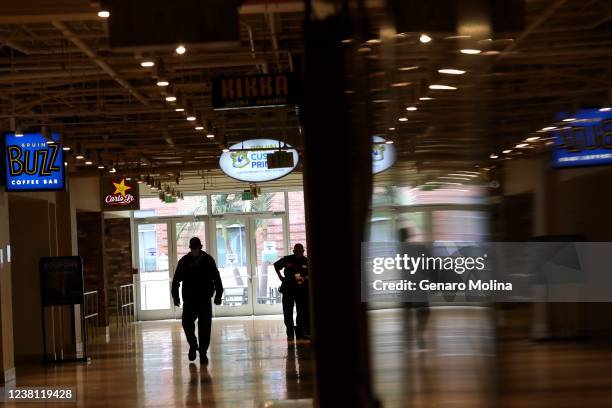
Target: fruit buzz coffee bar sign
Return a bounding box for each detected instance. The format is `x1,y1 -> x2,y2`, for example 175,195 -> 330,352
212,73 -> 299,110
3,132 -> 65,191
101,177 -> 140,211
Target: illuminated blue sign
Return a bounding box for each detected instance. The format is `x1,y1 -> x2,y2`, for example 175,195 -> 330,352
552,109 -> 612,168
3,132 -> 65,191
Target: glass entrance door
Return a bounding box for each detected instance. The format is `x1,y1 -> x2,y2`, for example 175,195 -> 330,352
136,221 -> 175,320
251,215 -> 285,315
212,216 -> 253,316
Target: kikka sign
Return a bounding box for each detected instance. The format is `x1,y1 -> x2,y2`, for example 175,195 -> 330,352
2,132 -> 65,192
219,139 -> 299,182
212,73 -> 299,110
101,177 -> 140,211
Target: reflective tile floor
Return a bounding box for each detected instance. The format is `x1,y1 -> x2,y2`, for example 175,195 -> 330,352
6,309 -> 612,407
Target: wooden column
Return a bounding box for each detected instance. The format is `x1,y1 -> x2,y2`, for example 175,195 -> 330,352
0,191 -> 15,383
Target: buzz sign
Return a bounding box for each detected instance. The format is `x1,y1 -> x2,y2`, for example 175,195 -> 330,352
3,132 -> 65,192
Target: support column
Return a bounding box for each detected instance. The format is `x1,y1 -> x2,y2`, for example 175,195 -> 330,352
303,1 -> 376,406
0,191 -> 15,383
56,191 -> 78,256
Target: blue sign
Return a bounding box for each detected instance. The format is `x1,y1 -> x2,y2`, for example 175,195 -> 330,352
552,109 -> 612,168
3,132 -> 65,191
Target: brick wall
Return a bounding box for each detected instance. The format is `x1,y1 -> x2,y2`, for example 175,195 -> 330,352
76,212 -> 107,325
103,218 -> 134,315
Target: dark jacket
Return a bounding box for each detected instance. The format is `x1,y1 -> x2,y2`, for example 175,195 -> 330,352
171,251 -> 223,304
274,254 -> 308,292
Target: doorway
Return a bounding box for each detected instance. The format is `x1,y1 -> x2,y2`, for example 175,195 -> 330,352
134,213 -> 287,320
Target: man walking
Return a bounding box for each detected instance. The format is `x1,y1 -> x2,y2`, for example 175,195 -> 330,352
274,243 -> 310,340
172,237 -> 223,364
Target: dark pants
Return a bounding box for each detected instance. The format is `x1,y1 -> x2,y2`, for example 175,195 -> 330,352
282,289 -> 309,337
182,301 -> 213,352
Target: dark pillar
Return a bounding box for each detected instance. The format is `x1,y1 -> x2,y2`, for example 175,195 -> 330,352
303,1 -> 376,406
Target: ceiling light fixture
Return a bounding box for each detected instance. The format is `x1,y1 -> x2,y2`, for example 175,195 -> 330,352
429,84 -> 457,90
419,97 -> 434,101
502,149 -> 512,154
398,117 -> 408,122
140,60 -> 155,67
539,126 -> 557,132
76,154 -> 85,160
515,143 -> 529,148
165,95 -> 177,102
526,136 -> 540,142
388,127 -> 396,131
175,108 -> 184,112
366,39 -> 381,44
385,140 -> 394,144
175,45 -> 186,55
14,128 -> 24,137
399,66 -> 419,71
195,126 -> 204,130
85,160 -> 93,165
222,147 -> 230,153
62,146 -> 71,151
156,79 -> 169,87
206,132 -> 215,139
97,164 -> 105,169
186,115 -> 196,121
562,118 -> 576,122
438,68 -> 466,75
109,167 -> 117,173
599,106 -> 612,112
97,10 -> 110,18
419,34 -> 432,43
391,82 -> 411,87
490,154 -> 499,159
406,106 -> 417,111
460,49 -> 481,55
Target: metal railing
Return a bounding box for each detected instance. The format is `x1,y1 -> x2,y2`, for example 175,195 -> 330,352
83,290 -> 98,350
115,284 -> 135,327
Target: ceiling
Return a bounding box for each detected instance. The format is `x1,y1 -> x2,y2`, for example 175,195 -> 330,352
1,0 -> 611,192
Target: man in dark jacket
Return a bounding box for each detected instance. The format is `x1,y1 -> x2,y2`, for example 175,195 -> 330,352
172,237 -> 223,364
274,243 -> 309,340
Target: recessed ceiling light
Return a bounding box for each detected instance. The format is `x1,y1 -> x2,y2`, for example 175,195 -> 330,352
341,38 -> 353,44
156,80 -> 169,87
165,96 -> 177,102
481,50 -> 500,56
175,108 -> 184,112
385,140 -> 394,144
222,147 -> 230,153
140,60 -> 155,67
538,126 -> 556,132
398,117 -> 408,122
515,143 -> 529,148
445,35 -> 471,40
399,66 -> 419,71
406,106 -> 417,111
97,164 -> 105,169
14,129 -> 23,137
388,127 -> 396,131
526,136 -> 540,142
176,45 -> 186,55
429,84 -> 457,90
490,154 -> 499,159
97,10 -> 110,18
186,115 -> 196,121
62,146 -> 71,151
76,154 -> 84,160
195,126 -> 204,130
85,160 -> 93,165
419,97 -> 434,101
562,118 -> 576,122
366,39 -> 381,44
502,149 -> 512,154
391,82 -> 411,87
460,49 -> 481,55
206,133 -> 215,138
109,167 -> 117,173
419,34 -> 432,43
438,68 -> 466,75
600,107 -> 612,112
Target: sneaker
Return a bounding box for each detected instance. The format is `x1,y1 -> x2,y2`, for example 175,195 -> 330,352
188,346 -> 197,361
200,352 -> 209,365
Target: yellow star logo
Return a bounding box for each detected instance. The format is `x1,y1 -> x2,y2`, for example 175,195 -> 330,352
113,179 -> 132,197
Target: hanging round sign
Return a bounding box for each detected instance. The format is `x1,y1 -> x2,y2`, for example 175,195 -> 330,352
219,139 -> 299,182
372,135 -> 396,174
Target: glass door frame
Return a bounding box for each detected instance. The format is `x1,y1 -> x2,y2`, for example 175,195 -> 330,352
134,215 -> 209,321
210,211 -> 288,317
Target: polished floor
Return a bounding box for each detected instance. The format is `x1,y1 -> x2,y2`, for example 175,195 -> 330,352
6,308 -> 612,407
